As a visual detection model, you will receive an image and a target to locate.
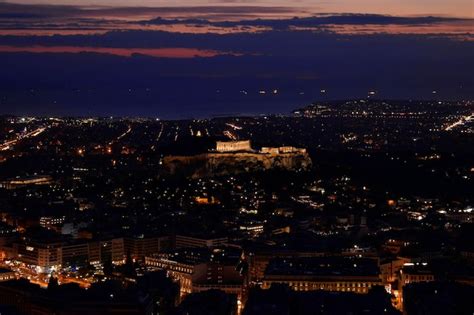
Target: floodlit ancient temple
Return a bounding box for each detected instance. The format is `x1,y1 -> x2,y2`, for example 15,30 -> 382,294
216,140 -> 306,155
216,140 -> 252,152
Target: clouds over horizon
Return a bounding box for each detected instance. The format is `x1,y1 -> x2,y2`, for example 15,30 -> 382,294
0,2 -> 472,37
0,2 -> 305,21
0,0 -> 472,38
2,0 -> 473,18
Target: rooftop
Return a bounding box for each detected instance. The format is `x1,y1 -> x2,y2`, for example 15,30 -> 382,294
265,257 -> 380,277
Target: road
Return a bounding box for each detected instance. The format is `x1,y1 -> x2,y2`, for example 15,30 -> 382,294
0,126 -> 47,151
445,113 -> 474,131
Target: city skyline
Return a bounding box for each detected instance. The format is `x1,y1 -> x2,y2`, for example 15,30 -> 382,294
0,100 -> 473,314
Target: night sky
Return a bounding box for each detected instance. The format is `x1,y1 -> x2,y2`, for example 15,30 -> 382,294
0,0 -> 472,118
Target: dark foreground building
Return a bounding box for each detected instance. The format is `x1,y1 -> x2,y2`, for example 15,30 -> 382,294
174,289 -> 237,315
403,281 -> 474,315
0,278 -> 155,315
243,284 -> 400,315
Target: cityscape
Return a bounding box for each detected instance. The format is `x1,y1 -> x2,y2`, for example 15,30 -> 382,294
0,99 -> 473,314
0,0 -> 473,315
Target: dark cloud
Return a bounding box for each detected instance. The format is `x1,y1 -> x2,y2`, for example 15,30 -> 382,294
0,30 -> 472,118
0,2 -> 300,20
0,2 -> 83,19
1,29 -> 472,53
140,14 -> 471,29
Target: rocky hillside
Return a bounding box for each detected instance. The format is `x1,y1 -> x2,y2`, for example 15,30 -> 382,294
163,152 -> 312,178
